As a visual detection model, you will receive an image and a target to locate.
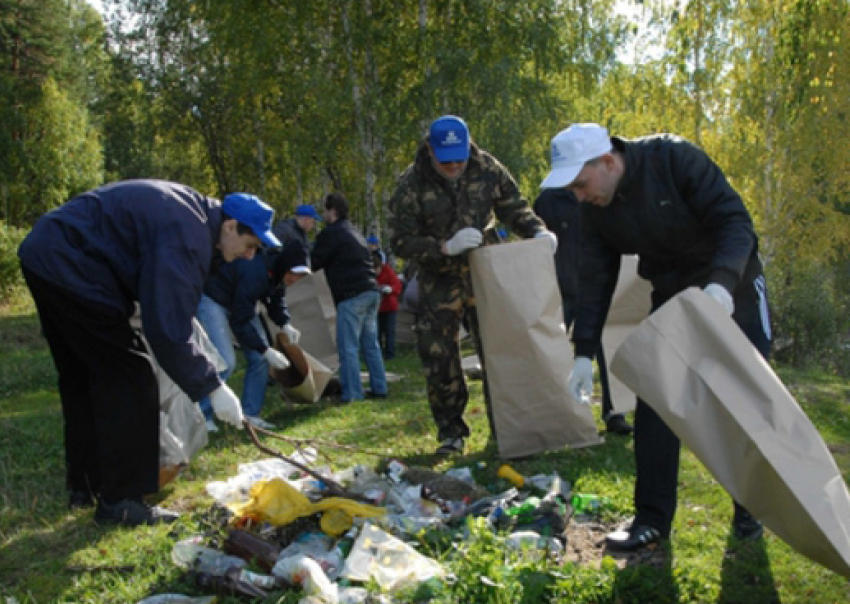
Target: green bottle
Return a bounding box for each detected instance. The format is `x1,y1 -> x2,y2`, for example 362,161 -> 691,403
571,493 -> 610,514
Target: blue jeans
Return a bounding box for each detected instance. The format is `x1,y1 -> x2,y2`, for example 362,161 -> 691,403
196,294 -> 270,419
336,290 -> 387,401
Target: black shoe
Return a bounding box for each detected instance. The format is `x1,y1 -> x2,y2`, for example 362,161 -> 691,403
606,524 -> 663,552
733,508 -> 763,540
69,490 -> 96,510
365,390 -> 388,399
605,413 -> 633,435
435,436 -> 465,456
95,497 -> 179,527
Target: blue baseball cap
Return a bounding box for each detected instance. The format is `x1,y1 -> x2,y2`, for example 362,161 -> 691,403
295,204 -> 322,221
429,115 -> 470,163
366,235 -> 380,245
222,193 -> 281,247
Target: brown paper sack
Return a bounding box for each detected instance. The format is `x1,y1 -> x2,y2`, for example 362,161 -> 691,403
469,238 -> 602,459
285,269 -> 339,370
610,287 -> 850,577
270,334 -> 334,403
598,255 -> 652,413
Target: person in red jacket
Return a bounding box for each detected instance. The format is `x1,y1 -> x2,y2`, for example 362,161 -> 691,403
373,251 -> 402,359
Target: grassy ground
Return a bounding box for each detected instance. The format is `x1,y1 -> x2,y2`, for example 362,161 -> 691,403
1,300 -> 849,603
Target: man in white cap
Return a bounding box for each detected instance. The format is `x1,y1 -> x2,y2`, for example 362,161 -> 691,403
18,180 -> 280,526
540,124 -> 772,551
390,115 -> 557,456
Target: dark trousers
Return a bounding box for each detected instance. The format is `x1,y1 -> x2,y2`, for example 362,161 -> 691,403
22,267 -> 160,502
634,277 -> 773,535
377,311 -> 397,359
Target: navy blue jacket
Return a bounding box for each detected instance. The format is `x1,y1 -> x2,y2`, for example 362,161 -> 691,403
203,248 -> 293,354
573,135 -> 763,358
273,217 -> 312,268
311,218 -> 377,305
18,180 -> 224,401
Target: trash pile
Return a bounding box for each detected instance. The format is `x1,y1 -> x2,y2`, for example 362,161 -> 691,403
140,451 -> 591,603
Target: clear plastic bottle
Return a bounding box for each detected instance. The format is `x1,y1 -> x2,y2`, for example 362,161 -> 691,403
172,537 -> 248,576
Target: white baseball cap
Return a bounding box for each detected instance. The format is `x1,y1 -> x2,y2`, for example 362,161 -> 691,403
540,123 -> 612,189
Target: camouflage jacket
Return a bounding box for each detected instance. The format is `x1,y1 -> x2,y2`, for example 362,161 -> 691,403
389,140 -> 545,275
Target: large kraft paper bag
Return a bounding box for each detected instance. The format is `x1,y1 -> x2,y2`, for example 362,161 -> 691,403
285,270 -> 339,371
469,238 -> 602,459
270,334 -> 334,404
611,287 -> 850,577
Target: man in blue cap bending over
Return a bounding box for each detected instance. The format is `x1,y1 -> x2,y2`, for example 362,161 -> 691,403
18,180 -> 280,527
389,115 -> 557,456
273,203 -> 321,269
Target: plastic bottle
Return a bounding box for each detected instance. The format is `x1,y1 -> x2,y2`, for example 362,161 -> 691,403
172,538 -> 248,576
335,526 -> 359,559
505,496 -> 541,524
497,465 -> 549,497
571,493 -> 611,514
505,530 -> 564,560
223,529 -> 281,572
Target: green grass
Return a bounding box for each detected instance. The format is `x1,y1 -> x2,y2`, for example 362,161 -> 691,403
1,302 -> 850,603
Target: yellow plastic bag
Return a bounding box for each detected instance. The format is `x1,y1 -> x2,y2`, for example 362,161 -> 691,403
232,478 -> 385,530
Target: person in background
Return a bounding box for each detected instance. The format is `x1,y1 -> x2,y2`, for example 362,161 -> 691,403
533,187 -> 633,436
197,243 -> 309,432
373,250 -> 403,360
366,234 -> 381,254
389,114 -> 557,455
273,204 -> 320,268
17,181 -> 278,526
540,123 -> 771,551
312,192 -> 388,402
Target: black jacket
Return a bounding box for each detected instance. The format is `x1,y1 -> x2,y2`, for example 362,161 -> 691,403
311,218 -> 377,305
573,134 -> 763,357
533,188 -> 582,318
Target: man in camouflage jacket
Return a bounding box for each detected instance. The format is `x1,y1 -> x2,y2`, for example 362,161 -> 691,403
389,115 -> 556,455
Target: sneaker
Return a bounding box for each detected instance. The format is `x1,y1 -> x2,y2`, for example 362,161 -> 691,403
245,415 -> 275,430
733,507 -> 763,540
435,436 -> 465,455
606,524 -> 663,552
69,490 -> 96,510
94,497 -> 179,527
205,418 -> 219,433
365,390 -> 388,400
605,413 -> 634,436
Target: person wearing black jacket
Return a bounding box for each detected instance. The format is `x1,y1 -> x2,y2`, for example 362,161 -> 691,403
311,192 -> 388,403
17,181 -> 279,526
533,187 -> 632,436
540,123 -> 772,552
197,244 -> 308,431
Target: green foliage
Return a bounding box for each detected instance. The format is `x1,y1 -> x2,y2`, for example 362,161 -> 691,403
0,222 -> 26,302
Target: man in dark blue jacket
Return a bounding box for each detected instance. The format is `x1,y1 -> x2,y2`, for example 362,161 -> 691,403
540,124 -> 771,551
312,192 -> 387,403
273,204 -> 320,268
17,180 -> 280,526
533,187 -> 632,436
198,244 -> 308,431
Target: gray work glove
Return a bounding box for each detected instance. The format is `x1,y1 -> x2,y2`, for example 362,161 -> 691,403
445,227 -> 483,256
209,383 -> 244,428
263,347 -> 291,369
568,356 -> 594,405
534,230 -> 558,253
703,283 -> 734,315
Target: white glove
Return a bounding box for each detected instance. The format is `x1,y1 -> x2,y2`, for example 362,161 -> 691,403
209,383 -> 244,428
568,356 -> 594,405
534,230 -> 558,253
444,227 -> 483,256
282,323 -> 301,345
703,283 -> 734,315
263,347 -> 291,369
381,285 -> 393,294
